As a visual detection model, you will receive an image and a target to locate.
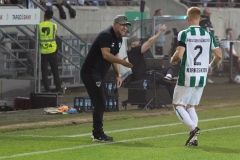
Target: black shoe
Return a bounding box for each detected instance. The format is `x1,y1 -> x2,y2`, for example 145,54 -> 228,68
185,127 -> 200,146
163,76 -> 177,83
91,132 -> 113,142
189,140 -> 198,146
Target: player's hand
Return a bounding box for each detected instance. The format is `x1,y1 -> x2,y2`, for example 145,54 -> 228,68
160,24 -> 167,33
122,56 -> 133,68
208,65 -> 213,73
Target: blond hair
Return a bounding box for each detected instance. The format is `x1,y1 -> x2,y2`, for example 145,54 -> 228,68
187,7 -> 201,21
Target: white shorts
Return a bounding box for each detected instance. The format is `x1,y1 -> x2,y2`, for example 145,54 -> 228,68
172,85 -> 204,107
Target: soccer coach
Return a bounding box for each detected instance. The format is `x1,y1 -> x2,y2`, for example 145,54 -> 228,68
80,15 -> 133,142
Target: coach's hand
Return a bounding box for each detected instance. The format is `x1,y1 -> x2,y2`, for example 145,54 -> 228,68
116,76 -> 122,88
121,56 -> 133,68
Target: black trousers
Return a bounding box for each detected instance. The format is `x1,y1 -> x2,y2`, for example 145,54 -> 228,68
41,51 -> 61,92
80,71 -> 106,133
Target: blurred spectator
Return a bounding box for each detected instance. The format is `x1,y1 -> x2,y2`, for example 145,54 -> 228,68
153,9 -> 165,56
106,0 -> 115,6
39,0 -> 76,19
86,0 -> 99,6
76,0 -> 136,6
116,0 -> 129,6
222,0 -> 236,7
205,0 -> 236,7
205,0 -> 218,7
147,9 -> 171,56
191,0 -> 203,6
221,28 -> 240,73
203,0 -> 213,7
98,0 -> 107,6
200,8 -> 214,35
77,0 -> 86,5
40,0 -> 53,10
4,0 -> 19,4
107,0 -> 129,6
179,0 -> 232,7
199,7 -> 215,83
26,0 -> 35,8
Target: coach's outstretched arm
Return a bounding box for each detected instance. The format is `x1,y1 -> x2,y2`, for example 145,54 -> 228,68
141,24 -> 167,53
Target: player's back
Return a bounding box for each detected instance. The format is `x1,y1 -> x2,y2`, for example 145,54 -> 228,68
177,26 -> 219,87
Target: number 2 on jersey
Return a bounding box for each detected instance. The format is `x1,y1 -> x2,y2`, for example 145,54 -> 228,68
194,45 -> 202,65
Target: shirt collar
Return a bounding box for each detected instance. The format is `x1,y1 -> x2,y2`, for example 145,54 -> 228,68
110,26 -> 118,38
190,25 -> 200,27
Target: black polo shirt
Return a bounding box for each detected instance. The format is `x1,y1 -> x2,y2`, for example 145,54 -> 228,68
81,26 -> 122,77
127,46 -> 151,81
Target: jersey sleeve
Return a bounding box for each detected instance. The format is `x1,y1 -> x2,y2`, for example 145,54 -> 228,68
177,30 -> 187,44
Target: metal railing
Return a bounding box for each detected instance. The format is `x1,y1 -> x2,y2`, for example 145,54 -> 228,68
0,2 -> 87,92
29,0 -> 87,59
7,1 -> 87,69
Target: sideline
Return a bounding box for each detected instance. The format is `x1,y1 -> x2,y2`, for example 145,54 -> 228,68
19,115 -> 240,138
0,116 -> 240,159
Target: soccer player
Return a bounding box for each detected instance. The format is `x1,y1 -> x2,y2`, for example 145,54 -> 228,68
170,7 -> 222,146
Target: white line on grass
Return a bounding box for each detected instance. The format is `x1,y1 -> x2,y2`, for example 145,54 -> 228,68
0,124 -> 239,159
19,115 -> 240,138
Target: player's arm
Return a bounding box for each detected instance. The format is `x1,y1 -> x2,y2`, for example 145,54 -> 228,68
170,44 -> 185,65
170,30 -> 186,65
141,24 -> 167,53
210,48 -> 222,69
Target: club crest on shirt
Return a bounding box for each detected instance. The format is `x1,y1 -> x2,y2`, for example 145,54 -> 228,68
96,81 -> 101,87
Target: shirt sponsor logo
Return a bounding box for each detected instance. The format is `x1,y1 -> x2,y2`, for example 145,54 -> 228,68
187,38 -> 210,42
187,68 -> 208,73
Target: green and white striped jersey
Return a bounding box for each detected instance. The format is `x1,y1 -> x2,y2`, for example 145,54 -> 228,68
177,26 -> 219,87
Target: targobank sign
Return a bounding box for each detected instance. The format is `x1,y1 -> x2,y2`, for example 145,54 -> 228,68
0,9 -> 40,25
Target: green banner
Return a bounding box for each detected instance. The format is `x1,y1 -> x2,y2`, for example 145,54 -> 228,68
125,11 -> 147,38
